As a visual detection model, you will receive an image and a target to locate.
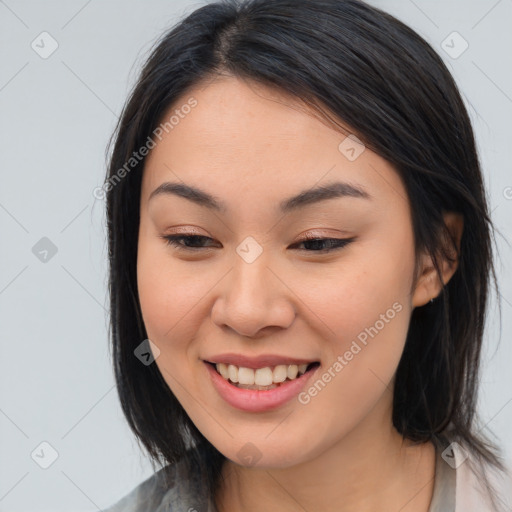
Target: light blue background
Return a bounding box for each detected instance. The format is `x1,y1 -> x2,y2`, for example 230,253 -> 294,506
0,1 -> 511,510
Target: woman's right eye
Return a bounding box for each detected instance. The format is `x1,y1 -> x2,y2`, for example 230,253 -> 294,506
162,235 -> 216,252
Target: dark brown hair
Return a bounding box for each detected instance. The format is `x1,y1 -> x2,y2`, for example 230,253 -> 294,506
104,0 -> 506,507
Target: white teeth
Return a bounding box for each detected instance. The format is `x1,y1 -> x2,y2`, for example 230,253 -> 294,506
255,367 -> 273,386
217,363 -> 229,379
287,365 -> 298,379
238,367 -> 255,385
227,364 -> 238,383
273,365 -> 288,383
215,362 -> 314,386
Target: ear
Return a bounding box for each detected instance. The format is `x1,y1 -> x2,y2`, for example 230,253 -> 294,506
412,212 -> 464,308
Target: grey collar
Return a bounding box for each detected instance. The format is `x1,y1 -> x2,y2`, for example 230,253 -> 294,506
428,444 -> 457,512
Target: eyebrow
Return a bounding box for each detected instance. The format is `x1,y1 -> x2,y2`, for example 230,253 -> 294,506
148,180 -> 371,214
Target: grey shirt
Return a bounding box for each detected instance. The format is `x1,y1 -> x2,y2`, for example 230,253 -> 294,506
104,444 -> 457,512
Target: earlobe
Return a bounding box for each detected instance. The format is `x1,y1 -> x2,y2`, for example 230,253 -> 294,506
411,254 -> 439,308
411,212 -> 464,308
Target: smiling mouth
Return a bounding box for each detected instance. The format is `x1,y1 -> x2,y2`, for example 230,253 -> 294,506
206,361 -> 320,390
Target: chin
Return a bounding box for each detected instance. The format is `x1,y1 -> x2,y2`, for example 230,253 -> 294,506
207,431 -> 316,470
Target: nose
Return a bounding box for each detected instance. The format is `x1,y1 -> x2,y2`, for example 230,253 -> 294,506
210,258 -> 296,339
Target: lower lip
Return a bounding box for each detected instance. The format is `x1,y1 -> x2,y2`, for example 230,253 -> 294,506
204,362 -> 320,412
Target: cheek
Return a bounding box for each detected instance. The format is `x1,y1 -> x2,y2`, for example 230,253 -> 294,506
329,228 -> 415,344
136,244 -> 210,405
289,251 -> 413,354
136,232 -> 208,344
288,237 -> 414,416
296,265 -> 410,404
290,278 -> 411,460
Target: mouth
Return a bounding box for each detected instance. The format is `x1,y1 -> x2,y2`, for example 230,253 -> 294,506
205,361 -> 321,391
203,358 -> 321,412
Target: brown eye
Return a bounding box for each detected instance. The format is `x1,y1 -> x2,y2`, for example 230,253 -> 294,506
291,237 -> 355,253
162,235 -> 216,251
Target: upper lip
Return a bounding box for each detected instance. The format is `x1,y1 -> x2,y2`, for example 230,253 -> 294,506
204,353 -> 318,369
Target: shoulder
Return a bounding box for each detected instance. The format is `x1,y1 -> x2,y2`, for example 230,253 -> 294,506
103,447 -> 213,512
103,465 -> 171,512
454,447 -> 512,511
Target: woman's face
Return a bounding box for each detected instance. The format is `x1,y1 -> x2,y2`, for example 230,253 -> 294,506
137,76 -> 430,468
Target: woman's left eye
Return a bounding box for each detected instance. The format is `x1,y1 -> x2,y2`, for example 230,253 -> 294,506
162,234 -> 354,253
291,237 -> 355,252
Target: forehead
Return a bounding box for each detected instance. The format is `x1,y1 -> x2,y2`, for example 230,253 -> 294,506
141,77 -> 408,214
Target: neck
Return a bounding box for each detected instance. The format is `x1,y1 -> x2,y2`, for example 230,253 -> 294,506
215,401 -> 436,512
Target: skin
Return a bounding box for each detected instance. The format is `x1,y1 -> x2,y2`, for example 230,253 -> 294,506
137,75 -> 463,512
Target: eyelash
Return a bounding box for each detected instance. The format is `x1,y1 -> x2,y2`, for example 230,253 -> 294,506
162,234 -> 354,253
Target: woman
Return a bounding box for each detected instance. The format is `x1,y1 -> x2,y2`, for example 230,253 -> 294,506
103,0 -> 511,510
